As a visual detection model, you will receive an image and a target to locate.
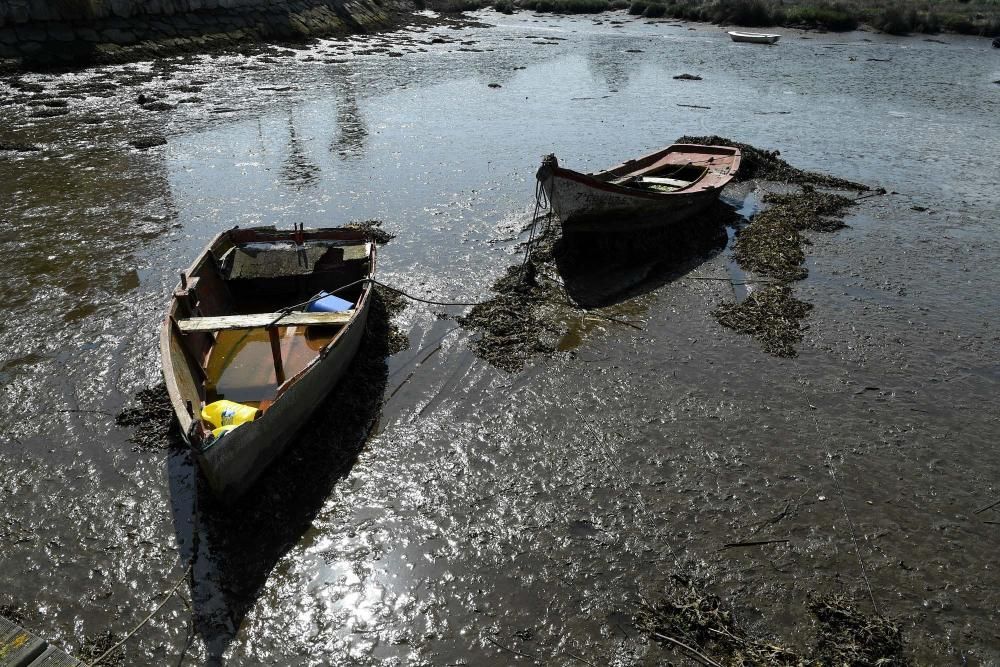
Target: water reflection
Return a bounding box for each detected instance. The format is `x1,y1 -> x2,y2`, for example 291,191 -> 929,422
584,47 -> 634,92
330,76 -> 368,161
280,109 -> 321,190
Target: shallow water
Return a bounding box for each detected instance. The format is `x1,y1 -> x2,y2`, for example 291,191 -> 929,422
1,11 -> 999,665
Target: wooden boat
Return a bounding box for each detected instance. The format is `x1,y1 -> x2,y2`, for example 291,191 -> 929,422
728,30 -> 780,44
160,226 -> 375,501
535,144 -> 741,234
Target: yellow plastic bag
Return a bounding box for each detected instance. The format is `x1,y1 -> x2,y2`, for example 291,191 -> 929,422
202,400 -> 259,430
211,424 -> 242,439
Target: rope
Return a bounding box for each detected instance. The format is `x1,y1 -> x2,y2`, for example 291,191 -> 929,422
520,178 -> 550,275
263,278 -> 486,331
86,563 -> 193,667
368,278 -> 484,307
828,459 -> 880,616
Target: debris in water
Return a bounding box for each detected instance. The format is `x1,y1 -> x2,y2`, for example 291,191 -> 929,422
77,630 -> 126,667
116,384 -> 181,451
129,135 -> 167,149
673,73 -> 702,80
0,141 -> 41,152
345,218 -> 397,245
637,578 -> 908,666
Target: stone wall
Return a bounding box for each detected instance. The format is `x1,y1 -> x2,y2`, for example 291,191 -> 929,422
0,0 -> 401,67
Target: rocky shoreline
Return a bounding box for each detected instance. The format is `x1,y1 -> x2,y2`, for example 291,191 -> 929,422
0,0 -> 411,69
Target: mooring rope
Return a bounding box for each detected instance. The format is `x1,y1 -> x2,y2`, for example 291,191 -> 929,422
263,277 -> 486,327
86,562 -> 193,667
520,178 -> 551,275
827,457 -> 881,616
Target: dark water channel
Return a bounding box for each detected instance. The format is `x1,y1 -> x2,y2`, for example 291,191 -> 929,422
1,10 -> 999,665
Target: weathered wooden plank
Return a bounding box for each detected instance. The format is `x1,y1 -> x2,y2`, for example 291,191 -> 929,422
177,310 -> 355,333
0,626 -> 46,667
0,618 -> 82,667
27,646 -> 82,666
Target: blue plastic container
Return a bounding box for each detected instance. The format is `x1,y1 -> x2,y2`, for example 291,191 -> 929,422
306,291 -> 354,313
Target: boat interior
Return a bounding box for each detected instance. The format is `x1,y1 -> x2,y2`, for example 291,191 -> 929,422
599,144 -> 739,193
167,229 -> 373,417
615,163 -> 710,192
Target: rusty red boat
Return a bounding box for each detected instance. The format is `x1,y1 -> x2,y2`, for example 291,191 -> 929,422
535,143 -> 741,234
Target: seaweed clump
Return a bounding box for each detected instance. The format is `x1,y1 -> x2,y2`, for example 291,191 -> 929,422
636,577 -> 801,665
637,579 -> 908,666
733,185 -> 857,282
677,136 -> 875,357
116,384 -> 181,451
376,285 -> 411,355
810,594 -> 907,666
458,259 -> 557,372
713,285 -> 813,357
0,603 -> 26,625
77,630 -> 126,667
346,218 -> 397,245
677,135 -> 870,192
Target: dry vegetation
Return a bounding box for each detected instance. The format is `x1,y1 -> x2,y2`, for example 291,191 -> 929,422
428,0 -> 1000,36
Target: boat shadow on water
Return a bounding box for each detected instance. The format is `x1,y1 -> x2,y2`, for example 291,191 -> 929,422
166,292 -> 396,666
552,199 -> 742,309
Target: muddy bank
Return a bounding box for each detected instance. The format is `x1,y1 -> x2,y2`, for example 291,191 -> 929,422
679,136 -> 877,357
2,13 -> 998,664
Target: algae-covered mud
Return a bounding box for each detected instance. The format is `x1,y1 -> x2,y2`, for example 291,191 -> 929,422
1,11 -> 999,666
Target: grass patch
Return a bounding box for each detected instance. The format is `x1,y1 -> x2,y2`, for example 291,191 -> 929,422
784,4 -> 859,30
710,0 -> 781,26
624,0 -> 997,34
643,2 -> 668,17
425,0 -> 488,12
520,0 -> 610,13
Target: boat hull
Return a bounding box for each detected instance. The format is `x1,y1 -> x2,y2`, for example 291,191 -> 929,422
541,169 -> 722,234
536,143 -> 740,236
159,226 -> 376,502
728,31 -> 780,44
192,300 -> 369,500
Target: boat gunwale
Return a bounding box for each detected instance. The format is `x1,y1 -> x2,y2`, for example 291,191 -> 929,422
548,144 -> 741,201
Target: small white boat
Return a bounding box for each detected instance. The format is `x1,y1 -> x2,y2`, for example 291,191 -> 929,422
728,31 -> 780,44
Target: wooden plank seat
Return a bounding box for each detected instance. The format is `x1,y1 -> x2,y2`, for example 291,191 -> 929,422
177,310 -> 355,333
637,176 -> 693,187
